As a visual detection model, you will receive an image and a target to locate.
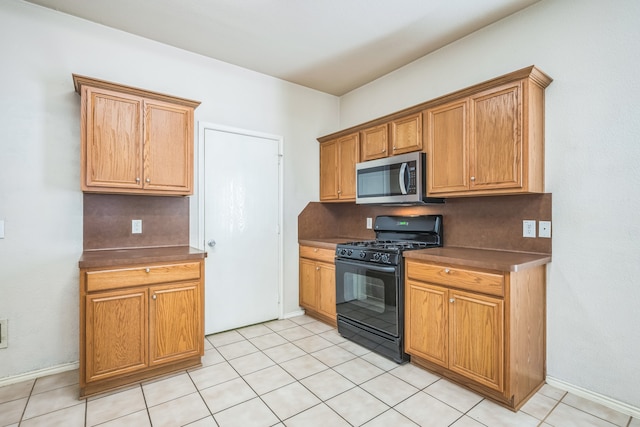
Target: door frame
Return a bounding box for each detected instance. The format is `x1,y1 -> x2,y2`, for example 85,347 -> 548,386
196,121 -> 285,321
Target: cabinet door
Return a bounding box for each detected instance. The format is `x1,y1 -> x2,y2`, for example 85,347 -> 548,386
319,140 -> 338,201
337,133 -> 360,200
469,83 -> 522,191
405,280 -> 448,366
317,262 -> 336,319
144,100 -> 194,194
426,100 -> 469,194
299,258 -> 318,309
85,289 -> 148,382
391,113 -> 422,155
149,282 -> 202,366
83,88 -> 143,191
361,124 -> 389,161
449,289 -> 504,392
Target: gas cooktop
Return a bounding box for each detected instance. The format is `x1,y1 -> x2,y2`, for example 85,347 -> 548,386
335,215 -> 443,265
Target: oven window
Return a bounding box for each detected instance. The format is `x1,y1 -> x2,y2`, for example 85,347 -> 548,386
335,260 -> 399,336
343,273 -> 385,313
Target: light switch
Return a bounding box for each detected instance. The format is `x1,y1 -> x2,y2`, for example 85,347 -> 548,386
366,218 -> 373,229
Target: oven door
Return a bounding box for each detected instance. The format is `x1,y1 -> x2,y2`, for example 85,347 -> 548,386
335,258 -> 400,337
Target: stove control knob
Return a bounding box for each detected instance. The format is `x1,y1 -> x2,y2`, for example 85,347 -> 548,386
347,249 -> 353,256
359,251 -> 366,258
339,249 -> 347,256
380,254 -> 390,264
372,253 -> 381,261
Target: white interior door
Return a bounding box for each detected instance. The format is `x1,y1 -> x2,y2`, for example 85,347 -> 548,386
202,125 -> 281,334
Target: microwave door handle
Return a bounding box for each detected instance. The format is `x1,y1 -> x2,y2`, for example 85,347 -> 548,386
399,162 -> 408,194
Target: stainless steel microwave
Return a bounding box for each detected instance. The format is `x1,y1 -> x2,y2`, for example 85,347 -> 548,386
355,152 -> 443,205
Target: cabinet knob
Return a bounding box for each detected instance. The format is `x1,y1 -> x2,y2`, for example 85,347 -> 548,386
470,176 -> 476,181
152,294 -> 157,300
449,298 -> 455,303
136,177 -> 140,183
316,266 -> 320,271
393,146 -> 397,150
337,190 -> 341,194
444,268 -> 450,274
145,178 -> 151,183
145,268 -> 150,273
381,148 -> 386,153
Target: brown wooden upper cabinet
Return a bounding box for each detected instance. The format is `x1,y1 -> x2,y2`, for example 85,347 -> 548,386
391,112 -> 423,155
360,113 -> 423,162
73,74 -> 201,196
319,132 -> 359,201
318,66 -> 551,200
360,124 -> 388,161
426,70 -> 551,197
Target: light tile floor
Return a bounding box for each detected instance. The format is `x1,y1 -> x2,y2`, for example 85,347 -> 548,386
1,314 -> 637,427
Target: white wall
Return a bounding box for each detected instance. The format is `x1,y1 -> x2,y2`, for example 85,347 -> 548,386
0,0 -> 338,379
341,0 -> 640,409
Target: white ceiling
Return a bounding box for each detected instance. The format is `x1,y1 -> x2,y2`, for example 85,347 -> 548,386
25,0 -> 541,95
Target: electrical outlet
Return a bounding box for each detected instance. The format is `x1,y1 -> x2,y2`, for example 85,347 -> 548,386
523,220 -> 536,238
0,319 -> 7,349
539,221 -> 551,238
366,217 -> 373,229
132,219 -> 142,234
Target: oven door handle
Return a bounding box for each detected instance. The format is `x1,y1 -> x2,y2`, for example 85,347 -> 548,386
335,258 -> 398,274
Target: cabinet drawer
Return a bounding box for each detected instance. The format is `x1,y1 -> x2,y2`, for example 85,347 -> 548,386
406,261 -> 504,296
86,262 -> 201,292
299,245 -> 335,264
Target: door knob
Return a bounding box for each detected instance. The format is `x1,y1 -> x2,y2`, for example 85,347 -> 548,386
207,239 -> 217,248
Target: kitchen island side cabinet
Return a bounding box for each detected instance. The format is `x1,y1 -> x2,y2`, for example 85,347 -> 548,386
80,259 -> 204,397
299,245 -> 336,326
73,74 -> 200,196
426,68 -> 552,197
405,259 -> 545,410
319,132 -> 359,201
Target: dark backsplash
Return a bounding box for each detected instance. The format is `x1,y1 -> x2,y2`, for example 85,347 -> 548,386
83,194 -> 189,251
298,193 -> 552,254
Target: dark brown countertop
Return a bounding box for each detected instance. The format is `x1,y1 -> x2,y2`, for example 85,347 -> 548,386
299,238 -> 550,272
79,246 -> 207,269
403,246 -> 550,272
298,238 -> 357,250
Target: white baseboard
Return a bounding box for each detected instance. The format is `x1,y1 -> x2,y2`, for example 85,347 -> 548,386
283,309 -> 305,319
0,362 -> 79,388
546,375 -> 640,419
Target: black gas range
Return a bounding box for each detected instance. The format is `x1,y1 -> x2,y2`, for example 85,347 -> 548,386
334,215 -> 443,363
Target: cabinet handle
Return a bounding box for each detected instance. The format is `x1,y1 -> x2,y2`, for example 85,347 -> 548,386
444,268 -> 450,274
152,294 -> 157,300
145,178 -> 151,183
135,177 -> 140,183
145,268 -> 150,273
449,298 -> 455,303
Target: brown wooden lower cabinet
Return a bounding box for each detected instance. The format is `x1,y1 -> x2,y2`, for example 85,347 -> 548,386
80,259 -> 204,397
405,259 -> 546,411
299,245 -> 336,326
